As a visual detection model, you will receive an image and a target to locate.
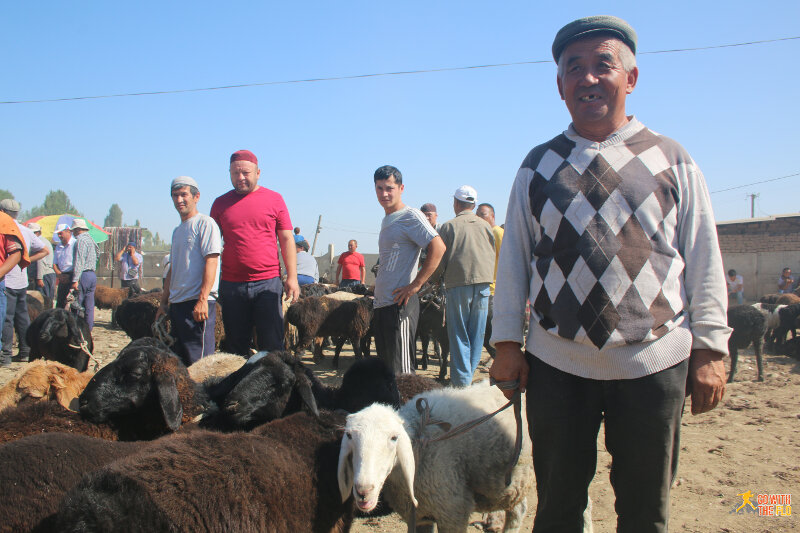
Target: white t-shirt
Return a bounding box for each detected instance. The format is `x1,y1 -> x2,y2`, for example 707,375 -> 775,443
726,274 -> 743,294
168,214 -> 222,304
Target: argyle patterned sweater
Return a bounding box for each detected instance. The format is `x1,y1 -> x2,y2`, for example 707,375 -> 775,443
492,118 -> 731,379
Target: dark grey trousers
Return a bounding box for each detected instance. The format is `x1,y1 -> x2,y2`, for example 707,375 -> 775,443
373,295 -> 419,374
526,353 -> 688,533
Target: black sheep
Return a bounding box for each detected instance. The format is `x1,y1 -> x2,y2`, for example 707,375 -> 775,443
0,433 -> 145,533
52,411 -> 355,533
201,350 -> 318,431
773,302 -> 800,351
79,337 -> 213,440
300,283 -> 333,299
416,291 -> 449,379
202,354 -> 403,432
727,304 -> 767,382
25,308 -> 93,372
286,296 -> 374,368
114,291 -> 164,340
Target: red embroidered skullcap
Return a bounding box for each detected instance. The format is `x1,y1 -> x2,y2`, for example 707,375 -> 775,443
230,150 -> 258,165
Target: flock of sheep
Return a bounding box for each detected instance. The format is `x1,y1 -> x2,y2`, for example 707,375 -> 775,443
0,282 -> 544,533
726,291 -> 800,382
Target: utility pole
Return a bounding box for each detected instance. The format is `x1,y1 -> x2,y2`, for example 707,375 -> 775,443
311,215 -> 322,255
748,193 -> 759,218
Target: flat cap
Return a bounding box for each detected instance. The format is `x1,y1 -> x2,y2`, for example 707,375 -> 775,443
171,176 -> 199,192
552,15 -> 637,62
27,222 -> 42,232
0,198 -> 20,212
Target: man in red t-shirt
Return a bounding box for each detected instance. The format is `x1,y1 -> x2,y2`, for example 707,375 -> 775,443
210,149 -> 299,355
336,240 -> 366,288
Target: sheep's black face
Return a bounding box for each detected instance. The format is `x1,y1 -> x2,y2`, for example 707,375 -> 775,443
80,349 -> 156,423
224,356 -> 297,429
336,358 -> 401,412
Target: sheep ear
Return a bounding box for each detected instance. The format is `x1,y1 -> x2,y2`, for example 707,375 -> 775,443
155,372 -> 183,431
337,434 -> 354,503
296,373 -> 319,418
396,429 -> 418,507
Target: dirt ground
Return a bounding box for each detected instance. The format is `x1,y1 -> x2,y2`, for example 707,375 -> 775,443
2,309 -> 798,532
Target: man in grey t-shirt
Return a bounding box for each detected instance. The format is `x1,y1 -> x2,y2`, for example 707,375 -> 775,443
373,165 -> 445,374
156,176 -> 222,365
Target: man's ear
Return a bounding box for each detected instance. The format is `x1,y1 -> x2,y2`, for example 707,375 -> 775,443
626,66 -> 639,94
557,74 -> 565,100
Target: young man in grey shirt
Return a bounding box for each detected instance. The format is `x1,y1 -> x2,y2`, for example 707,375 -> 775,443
373,165 -> 445,374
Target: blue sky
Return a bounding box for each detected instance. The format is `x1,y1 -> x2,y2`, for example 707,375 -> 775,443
2,1 -> 798,254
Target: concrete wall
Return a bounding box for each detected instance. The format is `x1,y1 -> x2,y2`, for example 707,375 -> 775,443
721,251 -> 800,302
315,248 -> 379,285
717,214 -> 800,301
96,252 -> 168,291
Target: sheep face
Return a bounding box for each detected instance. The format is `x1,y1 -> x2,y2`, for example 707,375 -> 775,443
338,404 -> 417,513
222,353 -> 318,429
79,342 -> 184,432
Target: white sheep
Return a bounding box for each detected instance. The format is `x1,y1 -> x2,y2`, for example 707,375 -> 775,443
338,380 -> 534,533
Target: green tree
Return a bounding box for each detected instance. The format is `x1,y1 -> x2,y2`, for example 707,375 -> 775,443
0,189 -> 13,203
103,203 -> 123,227
24,190 -> 82,220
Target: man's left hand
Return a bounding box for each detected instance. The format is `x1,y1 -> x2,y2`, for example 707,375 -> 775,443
686,349 -> 727,415
36,279 -> 44,288
71,282 -> 78,290
192,299 -> 209,322
284,277 -> 300,304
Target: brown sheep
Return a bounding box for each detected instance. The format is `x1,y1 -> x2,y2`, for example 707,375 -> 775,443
760,293 -> 800,305
94,285 -> 132,311
0,433 -> 147,533
0,401 -> 119,444
286,296 -> 374,368
0,360 -> 94,413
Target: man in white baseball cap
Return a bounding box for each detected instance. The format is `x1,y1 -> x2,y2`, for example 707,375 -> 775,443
53,223 -> 75,308
432,185 -> 496,386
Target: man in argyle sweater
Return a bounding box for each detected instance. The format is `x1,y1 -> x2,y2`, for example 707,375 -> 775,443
490,16 -> 731,533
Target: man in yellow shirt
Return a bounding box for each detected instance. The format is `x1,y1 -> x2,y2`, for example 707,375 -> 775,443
477,203 -> 503,359
477,203 -> 503,295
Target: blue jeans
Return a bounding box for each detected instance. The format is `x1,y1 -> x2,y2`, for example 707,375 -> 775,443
75,271 -> 96,329
169,299 -> 217,365
2,286 -> 30,357
219,278 -> 284,356
527,354 -> 688,533
445,283 -> 490,387
339,278 -> 361,289
297,274 -> 315,286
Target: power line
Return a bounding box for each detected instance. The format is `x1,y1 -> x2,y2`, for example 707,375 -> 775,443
1,36 -> 797,105
710,172 -> 800,194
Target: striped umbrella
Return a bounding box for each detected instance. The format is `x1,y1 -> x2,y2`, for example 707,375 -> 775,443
25,214 -> 110,244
